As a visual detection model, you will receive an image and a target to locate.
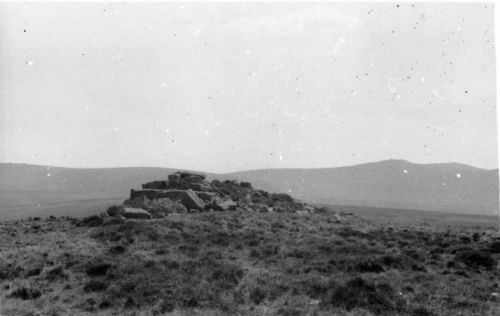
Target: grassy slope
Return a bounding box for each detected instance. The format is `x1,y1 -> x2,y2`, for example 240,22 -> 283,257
325,204 -> 499,229
0,198 -> 124,221
1,209 -> 499,316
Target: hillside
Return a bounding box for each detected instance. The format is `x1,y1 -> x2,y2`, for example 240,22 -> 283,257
0,160 -> 498,216
227,160 -> 499,215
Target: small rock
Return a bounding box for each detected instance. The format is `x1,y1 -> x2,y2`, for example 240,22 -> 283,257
107,205 -> 123,217
121,207 -> 152,219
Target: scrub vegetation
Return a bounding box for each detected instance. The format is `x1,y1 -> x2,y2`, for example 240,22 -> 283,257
1,208 -> 499,315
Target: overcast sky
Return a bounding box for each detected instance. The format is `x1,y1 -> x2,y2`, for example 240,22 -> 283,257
0,2 -> 497,173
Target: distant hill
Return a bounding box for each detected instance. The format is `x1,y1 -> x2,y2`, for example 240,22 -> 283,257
0,163 -> 214,208
226,160 -> 499,215
0,160 -> 498,215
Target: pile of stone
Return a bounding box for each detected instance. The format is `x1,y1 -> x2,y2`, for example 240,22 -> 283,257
107,171 -> 317,219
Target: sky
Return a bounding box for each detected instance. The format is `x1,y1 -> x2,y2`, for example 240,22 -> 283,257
0,2 -> 497,173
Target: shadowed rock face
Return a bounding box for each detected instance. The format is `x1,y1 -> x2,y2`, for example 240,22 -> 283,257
107,172 -> 318,219
141,181 -> 168,190
130,189 -> 205,211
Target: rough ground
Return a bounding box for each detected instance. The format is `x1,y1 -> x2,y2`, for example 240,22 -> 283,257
0,209 -> 499,316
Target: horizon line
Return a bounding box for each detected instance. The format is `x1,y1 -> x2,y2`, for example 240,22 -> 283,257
1,158 -> 498,174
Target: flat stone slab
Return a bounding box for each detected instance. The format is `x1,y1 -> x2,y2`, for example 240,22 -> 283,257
122,207 -> 152,219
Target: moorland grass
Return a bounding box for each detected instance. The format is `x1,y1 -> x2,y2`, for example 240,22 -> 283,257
0,210 -> 499,315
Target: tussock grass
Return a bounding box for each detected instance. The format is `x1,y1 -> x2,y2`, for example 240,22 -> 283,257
0,210 -> 499,315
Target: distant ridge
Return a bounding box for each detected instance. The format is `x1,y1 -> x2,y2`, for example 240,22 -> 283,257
226,160 -> 499,215
0,160 -> 498,215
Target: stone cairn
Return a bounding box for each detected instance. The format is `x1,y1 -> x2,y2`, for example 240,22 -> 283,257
107,171 -> 318,219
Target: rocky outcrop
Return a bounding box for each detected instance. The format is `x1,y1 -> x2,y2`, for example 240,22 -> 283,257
130,189 -> 204,211
195,191 -> 217,202
123,196 -> 188,217
106,171 -> 319,220
206,197 -> 238,211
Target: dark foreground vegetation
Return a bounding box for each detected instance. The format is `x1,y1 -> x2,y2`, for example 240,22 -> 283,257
0,210 -> 499,315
